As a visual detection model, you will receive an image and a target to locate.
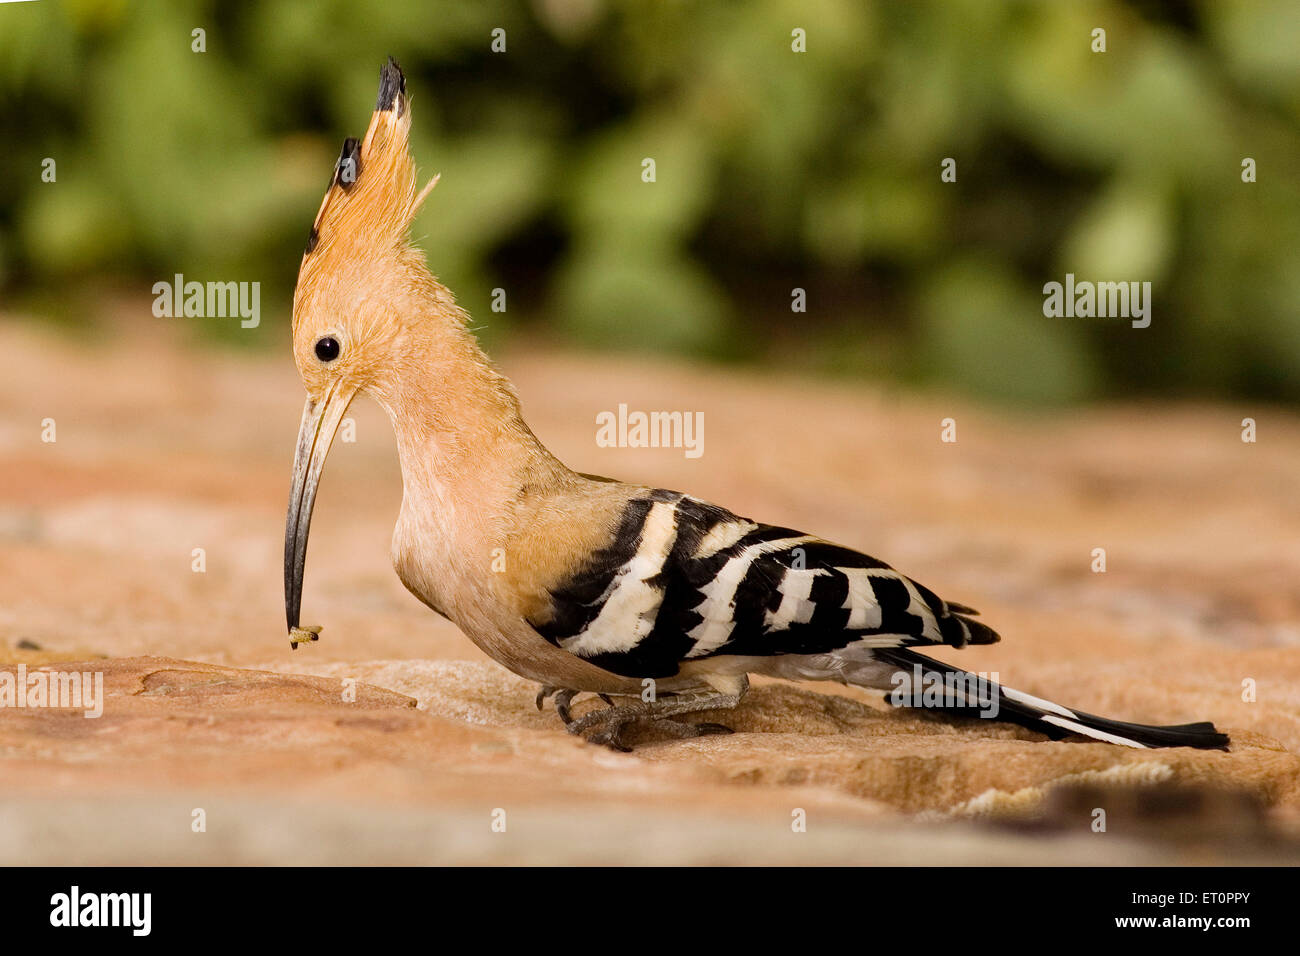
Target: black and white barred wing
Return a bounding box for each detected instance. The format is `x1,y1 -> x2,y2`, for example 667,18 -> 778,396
533,490 -> 999,679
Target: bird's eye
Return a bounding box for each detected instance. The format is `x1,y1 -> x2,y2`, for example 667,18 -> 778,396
314,337 -> 341,362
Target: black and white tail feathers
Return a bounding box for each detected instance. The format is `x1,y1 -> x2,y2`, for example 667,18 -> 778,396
874,647 -> 1229,750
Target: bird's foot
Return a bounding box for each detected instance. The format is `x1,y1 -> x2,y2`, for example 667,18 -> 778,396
563,692 -> 740,752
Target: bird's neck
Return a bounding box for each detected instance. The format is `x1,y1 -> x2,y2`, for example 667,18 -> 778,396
373,326 -> 570,543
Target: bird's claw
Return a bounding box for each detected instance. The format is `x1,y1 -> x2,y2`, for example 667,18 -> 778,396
553,689 -> 578,724
534,685 -> 579,724
587,724 -> 632,752
692,721 -> 734,736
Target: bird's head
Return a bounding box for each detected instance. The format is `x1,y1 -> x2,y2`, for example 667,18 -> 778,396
284,57 -> 448,643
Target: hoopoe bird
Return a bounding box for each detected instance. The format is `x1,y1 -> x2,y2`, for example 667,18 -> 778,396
285,59 -> 1229,753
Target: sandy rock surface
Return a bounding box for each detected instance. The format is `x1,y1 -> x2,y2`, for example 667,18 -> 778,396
0,317 -> 1297,863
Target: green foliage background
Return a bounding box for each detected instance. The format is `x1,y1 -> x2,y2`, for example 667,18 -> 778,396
1,0 -> 1298,404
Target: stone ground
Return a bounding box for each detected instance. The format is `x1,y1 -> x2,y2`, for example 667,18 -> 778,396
0,313 -> 1297,864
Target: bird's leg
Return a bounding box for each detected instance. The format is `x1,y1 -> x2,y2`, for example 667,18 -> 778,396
564,690 -> 742,752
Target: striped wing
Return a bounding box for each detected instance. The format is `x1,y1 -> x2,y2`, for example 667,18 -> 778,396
532,490 -> 999,679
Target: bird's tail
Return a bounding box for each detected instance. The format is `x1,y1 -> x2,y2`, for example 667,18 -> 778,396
872,647 -> 1229,750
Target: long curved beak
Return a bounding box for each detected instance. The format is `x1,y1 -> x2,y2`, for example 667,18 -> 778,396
284,384 -> 355,648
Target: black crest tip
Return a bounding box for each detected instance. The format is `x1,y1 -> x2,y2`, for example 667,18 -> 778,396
376,56 -> 406,114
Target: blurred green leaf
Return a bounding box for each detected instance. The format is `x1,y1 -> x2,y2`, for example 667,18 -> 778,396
917,259 -> 1098,404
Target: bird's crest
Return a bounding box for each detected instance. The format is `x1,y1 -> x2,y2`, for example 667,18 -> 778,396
296,57 -> 439,322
